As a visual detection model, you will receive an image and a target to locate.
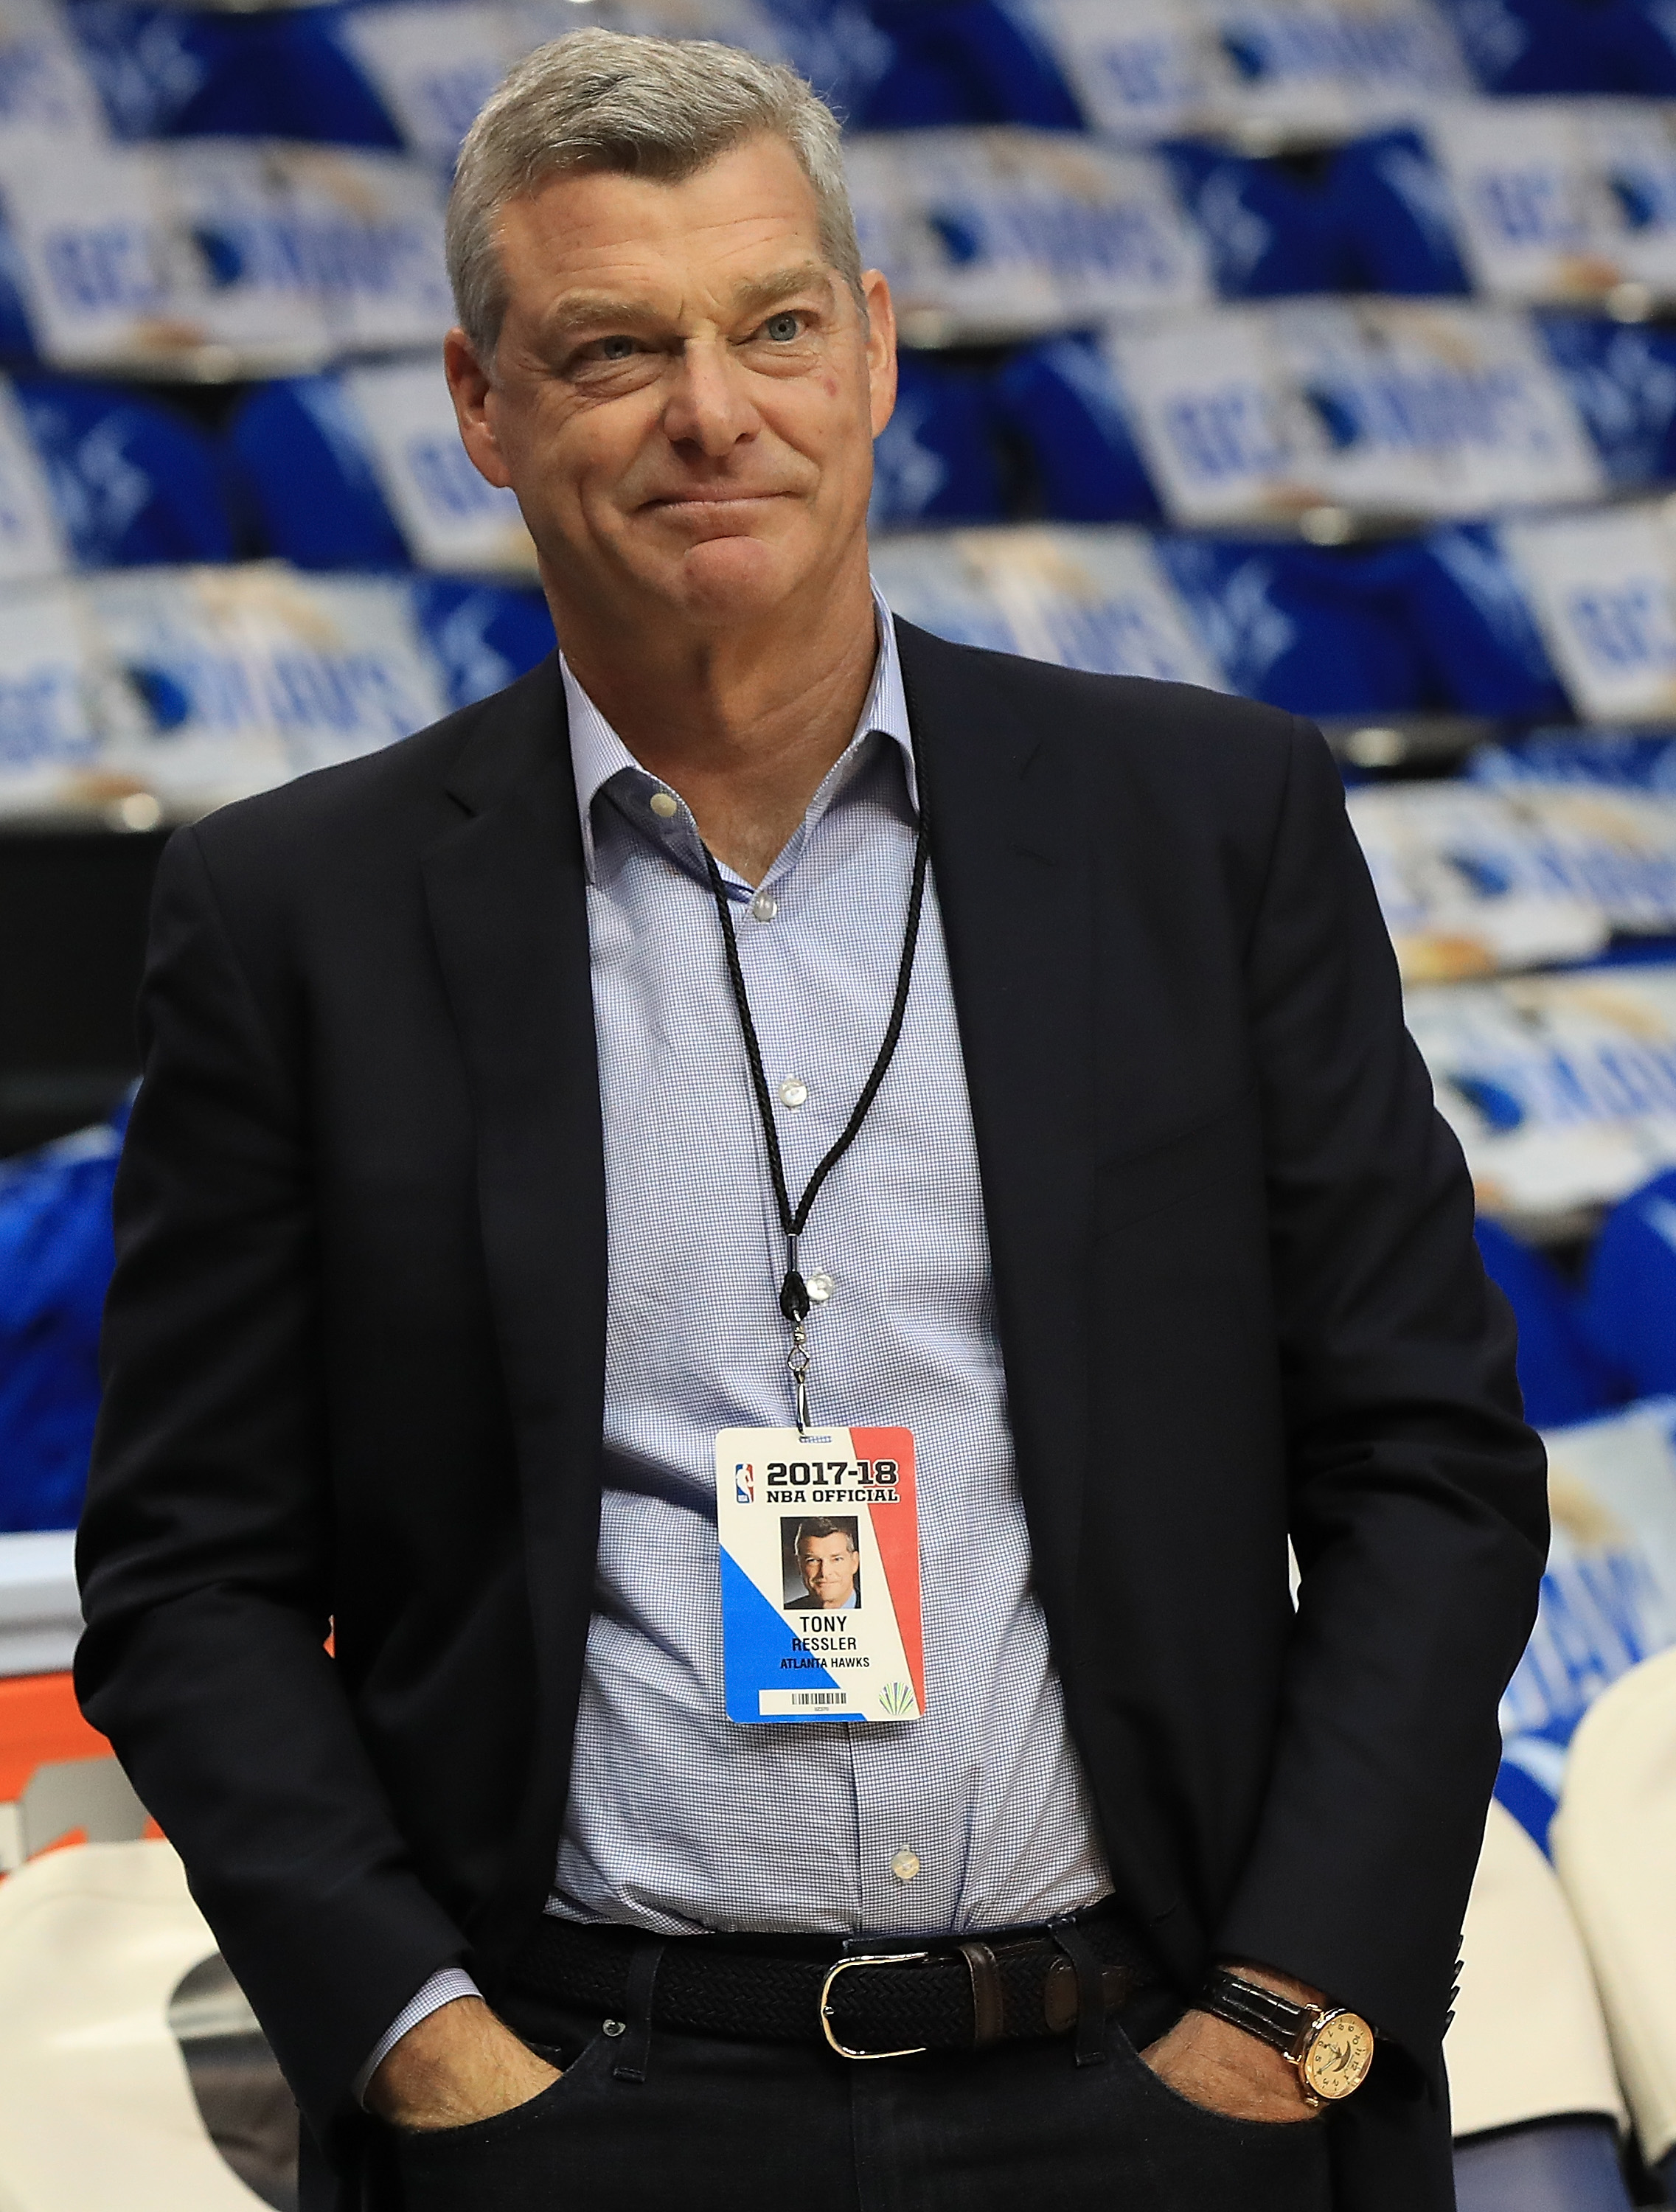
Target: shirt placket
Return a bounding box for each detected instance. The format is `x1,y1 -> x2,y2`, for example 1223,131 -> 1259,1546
730,824 -> 950,1937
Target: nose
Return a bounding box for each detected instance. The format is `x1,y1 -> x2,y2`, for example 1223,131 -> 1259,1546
661,336 -> 760,458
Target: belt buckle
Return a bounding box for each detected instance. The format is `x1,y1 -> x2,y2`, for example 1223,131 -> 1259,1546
818,1951 -> 932,2060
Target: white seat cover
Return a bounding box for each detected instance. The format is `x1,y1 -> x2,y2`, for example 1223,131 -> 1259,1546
1553,1644 -> 1676,2170
0,1840 -> 267,2211
1446,1796 -> 1624,2140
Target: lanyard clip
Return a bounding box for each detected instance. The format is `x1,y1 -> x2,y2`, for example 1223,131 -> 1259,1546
787,1323 -> 811,1436
782,1237 -> 812,1431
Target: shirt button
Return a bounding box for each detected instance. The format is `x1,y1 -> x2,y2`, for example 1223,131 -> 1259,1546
891,1849 -> 921,1882
805,1270 -> 834,1304
649,790 -> 678,819
779,1077 -> 808,1109
751,891 -> 778,921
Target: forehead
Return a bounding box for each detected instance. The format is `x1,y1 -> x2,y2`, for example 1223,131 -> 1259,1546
494,133 -> 828,318
802,1529 -> 851,1550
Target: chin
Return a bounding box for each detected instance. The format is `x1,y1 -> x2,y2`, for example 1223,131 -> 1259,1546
667,532 -> 813,619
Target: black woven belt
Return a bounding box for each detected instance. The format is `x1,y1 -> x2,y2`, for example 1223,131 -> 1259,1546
518,1907 -> 1157,2061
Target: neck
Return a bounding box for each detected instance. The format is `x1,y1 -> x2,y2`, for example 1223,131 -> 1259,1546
552,562 -> 880,886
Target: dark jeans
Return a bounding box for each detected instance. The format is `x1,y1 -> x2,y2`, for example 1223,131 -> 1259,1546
388,1972 -> 1332,2211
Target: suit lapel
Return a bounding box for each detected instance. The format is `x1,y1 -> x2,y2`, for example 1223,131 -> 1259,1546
896,619 -> 1097,1632
418,662 -> 607,1932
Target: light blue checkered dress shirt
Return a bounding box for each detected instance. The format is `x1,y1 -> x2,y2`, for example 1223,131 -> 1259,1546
360,598 -> 1108,2085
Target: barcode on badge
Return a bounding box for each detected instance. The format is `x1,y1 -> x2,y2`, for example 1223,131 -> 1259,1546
758,1689 -> 861,1716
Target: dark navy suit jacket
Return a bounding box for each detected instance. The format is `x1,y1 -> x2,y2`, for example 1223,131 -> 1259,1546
76,622 -> 1548,2211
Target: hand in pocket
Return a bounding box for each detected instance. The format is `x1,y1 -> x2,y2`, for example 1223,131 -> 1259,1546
369,1995 -> 563,2133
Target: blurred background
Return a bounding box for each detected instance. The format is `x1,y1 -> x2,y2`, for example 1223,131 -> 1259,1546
4,1 -> 1676,2208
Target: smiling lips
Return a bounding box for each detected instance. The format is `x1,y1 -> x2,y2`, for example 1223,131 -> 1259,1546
642,489 -> 790,512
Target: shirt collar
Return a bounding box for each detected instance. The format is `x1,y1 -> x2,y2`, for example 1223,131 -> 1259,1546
562,585 -> 914,888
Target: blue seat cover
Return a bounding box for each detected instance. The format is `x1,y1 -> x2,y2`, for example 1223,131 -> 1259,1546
1537,316 -> 1676,488
411,578 -> 555,712
13,378 -> 233,566
1152,531 -> 1566,720
848,0 -> 1081,128
67,0 -> 402,142
226,377 -> 406,570
1582,1168 -> 1676,1399
0,1104 -> 126,1535
992,335 -> 1160,524
1433,0 -> 1676,95
871,351 -> 1004,527
1475,1215 -> 1618,1428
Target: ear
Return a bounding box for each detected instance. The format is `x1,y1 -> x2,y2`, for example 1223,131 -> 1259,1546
862,269 -> 897,439
444,327 -> 515,491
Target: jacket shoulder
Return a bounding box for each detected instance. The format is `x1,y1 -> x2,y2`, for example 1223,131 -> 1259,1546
894,622 -> 1304,782
183,655 -> 561,890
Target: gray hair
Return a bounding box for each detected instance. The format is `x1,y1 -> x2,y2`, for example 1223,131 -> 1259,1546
446,27 -> 863,362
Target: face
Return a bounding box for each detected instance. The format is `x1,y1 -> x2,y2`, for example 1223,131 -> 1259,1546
798,1531 -> 858,1607
445,133 -> 896,640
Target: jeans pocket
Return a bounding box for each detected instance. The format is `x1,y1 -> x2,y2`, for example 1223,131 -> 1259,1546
389,2031 -> 605,2175
1114,2022 -> 1332,2148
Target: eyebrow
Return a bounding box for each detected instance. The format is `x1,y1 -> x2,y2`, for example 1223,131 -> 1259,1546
729,262 -> 835,321
536,262 -> 835,349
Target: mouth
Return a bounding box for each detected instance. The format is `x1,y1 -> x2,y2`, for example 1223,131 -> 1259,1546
641,490 -> 790,520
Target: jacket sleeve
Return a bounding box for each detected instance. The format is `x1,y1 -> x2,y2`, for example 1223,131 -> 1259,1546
74,824 -> 465,2145
1213,719 -> 1548,2063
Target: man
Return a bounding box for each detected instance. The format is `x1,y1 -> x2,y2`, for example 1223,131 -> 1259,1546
787,1520 -> 861,1610
76,29 -> 1547,2212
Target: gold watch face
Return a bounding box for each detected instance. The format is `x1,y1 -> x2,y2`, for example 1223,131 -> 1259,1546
1301,2011 -> 1374,2101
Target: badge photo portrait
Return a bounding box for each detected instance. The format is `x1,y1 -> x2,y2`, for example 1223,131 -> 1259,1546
782,1515 -> 863,1610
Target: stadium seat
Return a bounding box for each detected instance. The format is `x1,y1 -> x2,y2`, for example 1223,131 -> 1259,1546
851,0 -> 1082,129
1449,1798 -> 1625,2130
1551,1646 -> 1676,2197
10,380 -> 232,568
1431,0 -> 1676,95
65,0 -> 402,143
1152,529 -> 1567,720
1474,1217 -> 1618,1428
0,1107 -> 125,1536
226,378 -> 406,571
1581,1170 -> 1676,1399
1331,128 -> 1476,296
1454,2120 -> 1635,2212
869,351 -> 1006,527
990,335 -> 1161,524
409,578 -> 555,712
1160,131 -> 1471,301
0,1838 -> 296,2212
1160,139 -> 1351,298
1538,319 -> 1676,490
1449,1798 -> 1630,2211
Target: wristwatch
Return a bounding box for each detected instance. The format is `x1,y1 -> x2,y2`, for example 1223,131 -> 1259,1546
1197,1969 -> 1374,2107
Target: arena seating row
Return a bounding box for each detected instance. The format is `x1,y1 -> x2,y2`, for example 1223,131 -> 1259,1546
10,296 -> 1676,546
3,0 -> 1676,2203
14,508 -> 1676,822
8,111 -> 1676,373
21,0 -> 1676,150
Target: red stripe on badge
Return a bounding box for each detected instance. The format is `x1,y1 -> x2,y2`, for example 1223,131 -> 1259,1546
851,1426 -> 925,1712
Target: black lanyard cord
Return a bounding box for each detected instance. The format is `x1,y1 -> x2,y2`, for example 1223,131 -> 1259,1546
700,809 -> 930,1420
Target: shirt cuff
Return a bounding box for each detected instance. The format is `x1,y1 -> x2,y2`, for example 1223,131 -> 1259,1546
352,1966 -> 483,2107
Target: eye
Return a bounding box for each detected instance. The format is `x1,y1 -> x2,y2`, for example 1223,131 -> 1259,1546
762,312 -> 802,342
597,335 -> 638,361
